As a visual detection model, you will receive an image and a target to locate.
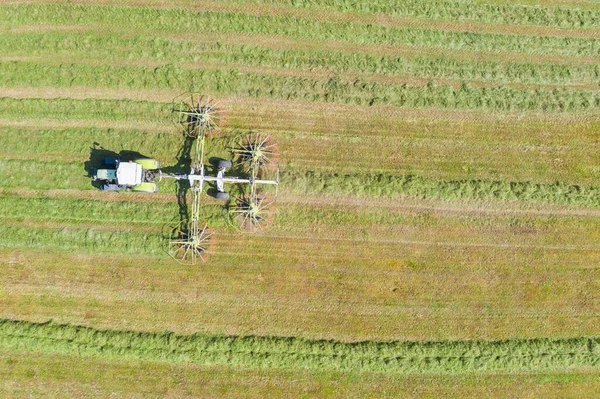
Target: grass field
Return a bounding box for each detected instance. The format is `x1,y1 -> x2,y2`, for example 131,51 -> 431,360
3,0 -> 600,396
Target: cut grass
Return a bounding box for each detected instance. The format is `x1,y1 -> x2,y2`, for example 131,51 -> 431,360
5,5 -> 600,57
4,121 -> 600,187
0,225 -> 167,256
5,192 -> 600,246
4,97 -> 600,187
4,243 -> 600,341
4,32 -> 600,87
3,318 -> 600,374
231,0 -> 600,28
0,97 -> 171,122
0,127 -> 182,164
4,62 -> 600,113
3,157 -> 600,208
4,352 -> 600,399
3,1 -> 600,394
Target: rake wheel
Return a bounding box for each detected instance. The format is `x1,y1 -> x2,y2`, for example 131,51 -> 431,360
173,94 -> 225,138
167,221 -> 213,265
230,194 -> 275,231
234,133 -> 278,175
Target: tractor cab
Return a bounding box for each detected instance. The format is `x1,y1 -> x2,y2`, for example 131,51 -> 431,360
93,158 -> 160,193
116,161 -> 144,186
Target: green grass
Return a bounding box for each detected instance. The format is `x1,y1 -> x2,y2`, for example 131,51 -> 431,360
0,127 -> 181,163
5,352 -> 600,399
2,318 -> 600,374
5,5 -> 600,57
285,171 -> 600,207
249,0 -> 600,28
4,1 -> 600,394
5,192 -> 599,232
2,191 -> 600,261
4,158 -> 600,208
0,224 -> 170,256
4,62 -> 600,112
4,32 -> 600,87
0,196 -> 180,225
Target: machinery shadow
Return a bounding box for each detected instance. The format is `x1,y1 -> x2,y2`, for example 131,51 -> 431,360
161,135 -> 195,228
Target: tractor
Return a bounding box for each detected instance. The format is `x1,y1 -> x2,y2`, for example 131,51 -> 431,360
92,157 -> 161,193
90,94 -> 280,264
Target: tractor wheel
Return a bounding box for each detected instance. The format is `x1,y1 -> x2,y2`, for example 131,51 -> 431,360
134,158 -> 160,170
216,159 -> 232,169
208,189 -> 230,201
131,182 -> 158,193
215,191 -> 230,201
100,183 -> 122,191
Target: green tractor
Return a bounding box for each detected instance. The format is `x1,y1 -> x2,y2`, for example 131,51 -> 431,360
93,157 -> 161,193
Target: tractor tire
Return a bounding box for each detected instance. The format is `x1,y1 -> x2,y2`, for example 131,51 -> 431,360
215,191 -> 230,201
208,189 -> 230,201
217,159 -> 232,169
131,182 -> 158,193
134,158 -> 160,170
100,183 -> 122,191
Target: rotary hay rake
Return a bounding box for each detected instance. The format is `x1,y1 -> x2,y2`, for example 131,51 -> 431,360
173,93 -> 225,137
167,94 -> 280,265
231,134 -> 279,231
230,193 -> 275,231
167,221 -> 214,264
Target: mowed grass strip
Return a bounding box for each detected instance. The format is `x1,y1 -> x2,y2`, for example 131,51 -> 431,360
3,352 -> 600,399
8,0 -> 600,29
1,156 -> 599,208
217,0 -> 600,28
0,97 -> 172,121
5,5 -> 600,57
3,318 -> 600,375
3,97 -> 600,186
0,225 -> 168,256
4,121 -> 600,186
4,243 -> 600,341
3,157 -> 600,208
4,193 -> 600,252
2,98 -> 600,192
2,191 -> 600,343
3,62 -> 600,113
0,126 -> 182,164
4,32 -> 600,87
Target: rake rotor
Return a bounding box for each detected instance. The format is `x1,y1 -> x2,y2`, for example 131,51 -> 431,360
234,133 -> 278,176
173,94 -> 225,137
230,194 -> 275,231
168,221 -> 213,265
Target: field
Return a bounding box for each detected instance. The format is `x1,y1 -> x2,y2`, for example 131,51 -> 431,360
3,0 -> 600,396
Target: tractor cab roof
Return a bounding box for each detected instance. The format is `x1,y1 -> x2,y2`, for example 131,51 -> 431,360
116,161 -> 143,186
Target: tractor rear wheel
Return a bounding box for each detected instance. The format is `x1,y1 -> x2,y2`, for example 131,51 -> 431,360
131,182 -> 158,193
217,159 -> 232,169
134,158 -> 160,170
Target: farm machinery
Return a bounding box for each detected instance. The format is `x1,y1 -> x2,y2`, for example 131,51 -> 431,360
166,94 -> 280,264
93,157 -> 161,193
92,94 -> 280,264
